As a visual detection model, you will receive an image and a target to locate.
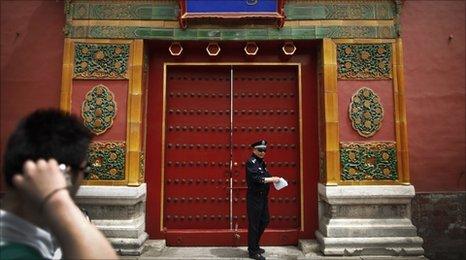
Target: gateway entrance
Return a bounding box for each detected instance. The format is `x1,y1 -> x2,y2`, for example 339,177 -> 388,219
145,41 -> 319,246
162,65 -> 301,245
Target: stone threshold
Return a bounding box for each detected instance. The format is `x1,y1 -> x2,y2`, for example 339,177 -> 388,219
120,240 -> 427,260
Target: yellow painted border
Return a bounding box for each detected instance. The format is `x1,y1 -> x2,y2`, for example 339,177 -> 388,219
60,38 -> 74,112
126,39 -> 144,186
160,62 -> 304,231
60,38 -> 144,186
160,64 -> 167,231
393,38 -> 410,184
322,38 -> 340,185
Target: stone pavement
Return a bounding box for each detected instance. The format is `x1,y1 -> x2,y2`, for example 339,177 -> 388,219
120,240 -> 427,260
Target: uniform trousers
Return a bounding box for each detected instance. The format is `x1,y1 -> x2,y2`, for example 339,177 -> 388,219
247,191 -> 270,254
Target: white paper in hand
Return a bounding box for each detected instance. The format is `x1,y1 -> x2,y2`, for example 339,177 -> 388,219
273,177 -> 288,190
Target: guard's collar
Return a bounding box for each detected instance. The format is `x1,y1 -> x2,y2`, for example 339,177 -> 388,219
252,153 -> 263,161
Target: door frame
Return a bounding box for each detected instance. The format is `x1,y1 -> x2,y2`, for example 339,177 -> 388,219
157,63 -> 310,245
161,63 -> 304,232
145,41 -> 320,244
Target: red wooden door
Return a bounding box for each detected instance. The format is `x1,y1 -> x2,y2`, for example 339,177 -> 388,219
231,66 -> 300,244
164,65 -> 301,245
164,66 -> 231,231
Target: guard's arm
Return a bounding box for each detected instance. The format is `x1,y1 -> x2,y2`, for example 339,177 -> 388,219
263,177 -> 280,183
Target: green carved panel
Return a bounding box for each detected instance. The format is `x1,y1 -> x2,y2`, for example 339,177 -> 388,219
74,43 -> 129,79
340,142 -> 397,181
67,0 -> 398,21
285,1 -> 395,20
139,151 -> 145,183
72,2 -> 178,20
316,26 -> 378,38
349,87 -> 384,138
66,1 -> 400,39
87,142 -> 126,181
81,84 -> 117,135
337,43 -> 392,79
70,26 -> 396,40
71,1 -> 394,21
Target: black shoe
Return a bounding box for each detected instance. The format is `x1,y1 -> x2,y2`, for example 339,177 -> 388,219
248,252 -> 266,260
258,247 -> 265,254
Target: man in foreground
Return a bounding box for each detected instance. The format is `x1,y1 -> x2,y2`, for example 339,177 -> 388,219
0,109 -> 117,259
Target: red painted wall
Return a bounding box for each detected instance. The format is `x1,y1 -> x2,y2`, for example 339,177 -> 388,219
0,1 -> 65,190
1,1 -> 464,194
401,1 -> 465,192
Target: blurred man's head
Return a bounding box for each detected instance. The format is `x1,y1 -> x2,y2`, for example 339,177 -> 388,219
3,109 -> 92,192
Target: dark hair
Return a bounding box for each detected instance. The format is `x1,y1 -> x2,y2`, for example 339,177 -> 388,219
3,109 -> 93,187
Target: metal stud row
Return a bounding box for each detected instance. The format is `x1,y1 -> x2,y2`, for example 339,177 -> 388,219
165,178 -> 298,185
168,109 -> 230,115
166,214 -> 230,221
166,143 -> 297,149
165,214 -> 298,221
166,196 -> 229,203
166,178 -> 229,184
167,109 -> 295,115
233,109 -> 296,115
166,161 -> 297,167
168,92 -> 295,98
166,196 -> 297,203
167,77 -> 295,82
167,125 -> 296,132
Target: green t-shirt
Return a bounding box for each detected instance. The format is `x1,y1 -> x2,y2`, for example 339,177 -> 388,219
0,242 -> 44,260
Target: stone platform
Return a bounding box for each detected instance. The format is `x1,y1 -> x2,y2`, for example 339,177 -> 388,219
120,240 -> 427,260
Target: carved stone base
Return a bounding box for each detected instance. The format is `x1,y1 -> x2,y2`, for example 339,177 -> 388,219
76,184 -> 148,256
316,183 -> 424,256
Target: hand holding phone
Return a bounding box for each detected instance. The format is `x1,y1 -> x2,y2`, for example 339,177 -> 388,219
13,159 -> 70,210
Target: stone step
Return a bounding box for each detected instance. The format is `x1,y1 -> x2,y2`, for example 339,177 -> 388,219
315,232 -> 424,256
318,218 -> 419,238
119,240 -> 427,260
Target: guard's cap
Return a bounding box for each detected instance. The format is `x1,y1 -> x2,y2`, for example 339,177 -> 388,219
251,140 -> 267,149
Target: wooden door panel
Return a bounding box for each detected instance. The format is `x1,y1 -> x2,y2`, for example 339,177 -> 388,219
164,66 -> 231,229
232,66 -> 301,231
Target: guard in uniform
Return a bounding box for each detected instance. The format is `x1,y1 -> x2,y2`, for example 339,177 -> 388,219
246,140 -> 280,260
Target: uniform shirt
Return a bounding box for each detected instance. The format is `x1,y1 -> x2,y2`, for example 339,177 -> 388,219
245,154 -> 271,194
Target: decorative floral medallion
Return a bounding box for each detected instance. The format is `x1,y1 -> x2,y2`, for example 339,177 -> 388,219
349,87 -> 384,138
81,84 -> 117,135
340,142 -> 397,181
74,43 -> 129,79
337,44 -> 391,79
87,142 -> 126,180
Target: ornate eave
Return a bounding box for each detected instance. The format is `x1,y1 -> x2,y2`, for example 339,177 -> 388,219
64,0 -> 401,40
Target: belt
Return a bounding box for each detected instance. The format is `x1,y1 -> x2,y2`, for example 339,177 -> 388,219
247,190 -> 267,196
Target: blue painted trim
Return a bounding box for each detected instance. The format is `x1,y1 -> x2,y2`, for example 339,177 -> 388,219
186,0 -> 277,13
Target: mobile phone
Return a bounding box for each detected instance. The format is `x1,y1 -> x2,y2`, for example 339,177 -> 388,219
59,164 -> 73,187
